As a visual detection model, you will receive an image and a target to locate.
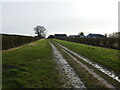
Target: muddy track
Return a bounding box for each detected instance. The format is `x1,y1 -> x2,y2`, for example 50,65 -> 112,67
57,44 -> 114,88
54,41 -> 120,83
49,41 -> 85,88
49,40 -> 120,89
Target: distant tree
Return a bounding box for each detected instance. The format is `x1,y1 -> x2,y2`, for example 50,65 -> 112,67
34,25 -> 46,38
48,35 -> 54,38
78,32 -> 84,37
111,32 -> 120,38
104,33 -> 108,37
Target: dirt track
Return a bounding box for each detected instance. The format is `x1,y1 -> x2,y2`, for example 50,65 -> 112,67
49,40 -> 119,89
50,41 -> 85,88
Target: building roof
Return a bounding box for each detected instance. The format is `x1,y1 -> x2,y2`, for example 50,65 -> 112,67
87,34 -> 105,37
54,34 -> 67,37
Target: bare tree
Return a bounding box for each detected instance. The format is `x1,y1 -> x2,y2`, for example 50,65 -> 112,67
34,25 -> 46,38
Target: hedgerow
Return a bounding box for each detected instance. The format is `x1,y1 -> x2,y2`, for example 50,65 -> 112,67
54,37 -> 119,50
1,34 -> 40,50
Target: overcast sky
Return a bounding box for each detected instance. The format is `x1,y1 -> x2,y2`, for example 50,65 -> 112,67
0,0 -> 119,36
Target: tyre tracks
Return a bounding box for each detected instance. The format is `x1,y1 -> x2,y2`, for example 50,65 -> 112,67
54,41 -> 120,83
49,41 -> 85,88
59,44 -> 114,88
50,40 -> 118,89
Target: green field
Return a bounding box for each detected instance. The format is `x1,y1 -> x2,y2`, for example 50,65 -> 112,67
2,39 -> 62,88
2,38 -> 119,88
53,39 -> 119,75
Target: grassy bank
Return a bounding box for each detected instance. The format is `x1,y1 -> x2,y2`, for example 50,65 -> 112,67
2,34 -> 39,50
2,39 -> 61,88
53,39 -> 119,75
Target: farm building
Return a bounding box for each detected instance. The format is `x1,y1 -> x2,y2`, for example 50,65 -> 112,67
54,34 -> 67,38
69,35 -> 85,38
87,34 -> 105,38
69,35 -> 78,38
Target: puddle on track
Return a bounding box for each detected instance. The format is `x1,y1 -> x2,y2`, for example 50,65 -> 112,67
54,41 -> 120,83
61,46 -> 114,88
49,42 -> 85,88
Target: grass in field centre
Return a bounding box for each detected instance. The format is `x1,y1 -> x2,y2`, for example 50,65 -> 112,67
53,39 -> 119,75
2,39 -> 61,88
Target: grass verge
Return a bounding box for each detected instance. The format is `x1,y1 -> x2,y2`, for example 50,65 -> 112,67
2,39 -> 62,88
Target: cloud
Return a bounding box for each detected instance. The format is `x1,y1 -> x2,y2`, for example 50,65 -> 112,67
1,0 -> 118,36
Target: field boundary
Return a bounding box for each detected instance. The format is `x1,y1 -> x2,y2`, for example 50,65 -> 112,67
54,37 -> 119,50
1,39 -> 45,52
1,34 -> 41,50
